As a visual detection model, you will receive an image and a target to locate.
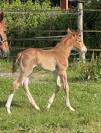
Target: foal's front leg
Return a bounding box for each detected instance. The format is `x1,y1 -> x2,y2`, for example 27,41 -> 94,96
60,70 -> 75,111
47,75 -> 61,110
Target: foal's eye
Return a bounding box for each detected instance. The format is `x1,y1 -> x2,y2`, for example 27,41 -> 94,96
0,37 -> 2,41
4,30 -> 7,34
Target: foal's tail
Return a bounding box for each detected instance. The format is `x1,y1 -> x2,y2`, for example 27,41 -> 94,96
12,52 -> 22,73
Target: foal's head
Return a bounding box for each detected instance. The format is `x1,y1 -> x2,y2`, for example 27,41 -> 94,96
0,12 -> 9,58
67,29 -> 87,54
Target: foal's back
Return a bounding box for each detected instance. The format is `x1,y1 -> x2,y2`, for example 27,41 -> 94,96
19,48 -> 58,72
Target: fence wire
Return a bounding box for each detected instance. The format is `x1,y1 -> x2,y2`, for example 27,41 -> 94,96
3,9 -> 101,55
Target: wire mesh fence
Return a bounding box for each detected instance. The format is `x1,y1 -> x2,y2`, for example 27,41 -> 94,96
3,8 -> 101,59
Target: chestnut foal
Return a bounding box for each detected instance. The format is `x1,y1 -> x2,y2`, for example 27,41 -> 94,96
6,29 -> 87,114
0,12 -> 9,57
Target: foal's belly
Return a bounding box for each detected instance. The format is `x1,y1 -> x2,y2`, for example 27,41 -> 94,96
39,62 -> 56,71
37,51 -> 56,71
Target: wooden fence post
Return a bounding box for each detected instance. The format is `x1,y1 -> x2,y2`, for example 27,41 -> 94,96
78,1 -> 86,62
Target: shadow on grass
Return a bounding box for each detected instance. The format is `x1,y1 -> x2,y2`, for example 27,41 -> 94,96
0,100 -> 22,108
68,77 -> 85,83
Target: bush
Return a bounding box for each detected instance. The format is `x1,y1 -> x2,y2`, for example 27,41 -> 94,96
72,55 -> 101,80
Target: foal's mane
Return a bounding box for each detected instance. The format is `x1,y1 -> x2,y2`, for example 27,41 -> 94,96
54,33 -> 73,49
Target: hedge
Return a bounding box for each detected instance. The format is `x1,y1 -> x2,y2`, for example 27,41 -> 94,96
1,0 -> 77,55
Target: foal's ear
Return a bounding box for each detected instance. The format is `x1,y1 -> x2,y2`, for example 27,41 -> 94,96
76,29 -> 80,35
0,12 -> 4,22
66,28 -> 72,34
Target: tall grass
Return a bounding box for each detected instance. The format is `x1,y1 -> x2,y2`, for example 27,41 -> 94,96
68,56 -> 101,81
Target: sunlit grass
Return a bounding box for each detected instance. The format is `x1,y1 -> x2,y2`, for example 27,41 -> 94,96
0,72 -> 101,132
0,60 -> 12,72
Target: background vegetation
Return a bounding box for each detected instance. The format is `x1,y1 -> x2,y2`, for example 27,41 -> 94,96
0,0 -> 100,56
1,0 -> 77,56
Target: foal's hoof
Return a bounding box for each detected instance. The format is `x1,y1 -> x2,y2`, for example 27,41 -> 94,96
5,105 -> 11,114
70,107 -> 75,112
46,106 -> 51,112
7,109 -> 11,114
69,106 -> 75,112
35,106 -> 40,111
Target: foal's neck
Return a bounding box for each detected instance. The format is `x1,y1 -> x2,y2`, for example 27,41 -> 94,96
54,35 -> 73,57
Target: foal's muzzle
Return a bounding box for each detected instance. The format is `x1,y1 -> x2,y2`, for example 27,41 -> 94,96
0,50 -> 9,58
81,47 -> 87,54
0,39 -> 10,58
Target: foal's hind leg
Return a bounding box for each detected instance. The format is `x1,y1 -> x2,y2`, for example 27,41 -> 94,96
5,72 -> 26,114
23,77 -> 40,111
47,75 -> 61,110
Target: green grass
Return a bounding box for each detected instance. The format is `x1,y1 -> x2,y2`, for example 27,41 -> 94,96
0,60 -> 12,72
0,70 -> 101,133
0,60 -> 101,132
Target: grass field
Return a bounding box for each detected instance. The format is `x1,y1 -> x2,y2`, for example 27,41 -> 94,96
0,60 -> 101,133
